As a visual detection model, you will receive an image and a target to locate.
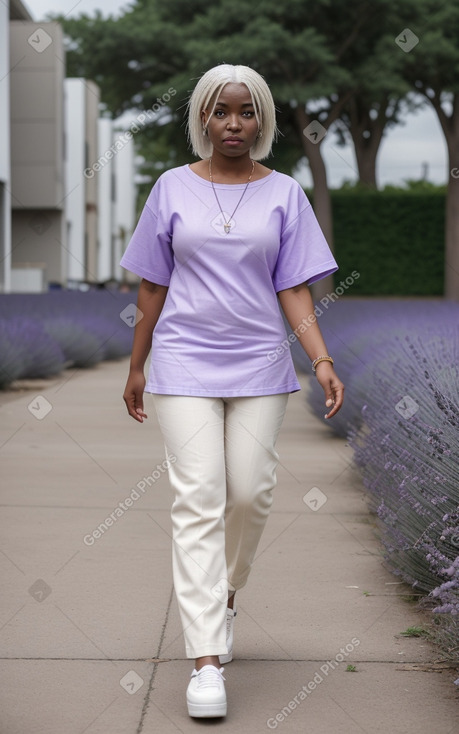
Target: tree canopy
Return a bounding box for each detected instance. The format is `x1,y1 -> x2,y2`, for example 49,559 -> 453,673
53,0 -> 459,298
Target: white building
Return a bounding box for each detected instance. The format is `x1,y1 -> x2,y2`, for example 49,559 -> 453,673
1,0 -> 42,294
10,19 -> 67,293
66,89 -> 136,286
112,122 -> 136,283
1,9 -> 136,294
64,78 -> 100,286
97,117 -> 114,282
95,117 -> 136,284
0,1 -> 13,293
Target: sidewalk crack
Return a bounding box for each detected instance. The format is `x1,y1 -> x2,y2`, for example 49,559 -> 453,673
136,584 -> 174,733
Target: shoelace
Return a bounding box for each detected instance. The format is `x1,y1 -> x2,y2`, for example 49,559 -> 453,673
194,667 -> 225,689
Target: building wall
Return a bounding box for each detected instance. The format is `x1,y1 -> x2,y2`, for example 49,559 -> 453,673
84,81 -> 99,281
64,79 -> 85,282
0,2 -> 12,293
11,209 -> 64,288
9,0 -> 34,21
9,20 -> 66,290
113,124 -> 136,282
97,118 -> 114,282
5,8 -> 129,292
64,78 -> 100,285
96,117 -> 136,284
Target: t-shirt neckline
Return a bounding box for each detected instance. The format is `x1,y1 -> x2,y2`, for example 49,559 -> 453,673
185,163 -> 277,189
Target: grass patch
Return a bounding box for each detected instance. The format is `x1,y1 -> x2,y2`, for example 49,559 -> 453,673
400,626 -> 430,638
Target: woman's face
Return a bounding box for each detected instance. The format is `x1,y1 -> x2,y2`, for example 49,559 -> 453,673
201,83 -> 259,158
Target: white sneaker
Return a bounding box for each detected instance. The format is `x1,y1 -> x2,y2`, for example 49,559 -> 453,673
219,605 -> 237,664
186,665 -> 227,718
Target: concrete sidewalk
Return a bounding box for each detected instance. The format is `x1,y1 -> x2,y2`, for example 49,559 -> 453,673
0,358 -> 457,734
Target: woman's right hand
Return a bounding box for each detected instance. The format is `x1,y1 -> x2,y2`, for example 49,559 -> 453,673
123,369 -> 148,422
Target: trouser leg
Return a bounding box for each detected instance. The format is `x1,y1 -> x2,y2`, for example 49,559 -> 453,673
223,393 -> 289,591
152,394 -> 228,659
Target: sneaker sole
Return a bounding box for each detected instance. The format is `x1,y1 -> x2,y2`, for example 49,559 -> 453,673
187,700 -> 227,718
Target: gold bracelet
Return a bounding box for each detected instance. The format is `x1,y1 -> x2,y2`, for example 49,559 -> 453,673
312,356 -> 334,374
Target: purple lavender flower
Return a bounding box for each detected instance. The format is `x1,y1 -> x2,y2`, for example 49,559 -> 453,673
293,298 -> 459,655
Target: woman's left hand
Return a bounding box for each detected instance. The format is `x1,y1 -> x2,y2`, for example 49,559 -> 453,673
314,362 -> 345,419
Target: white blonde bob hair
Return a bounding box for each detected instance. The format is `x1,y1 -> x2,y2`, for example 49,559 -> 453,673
187,64 -> 278,161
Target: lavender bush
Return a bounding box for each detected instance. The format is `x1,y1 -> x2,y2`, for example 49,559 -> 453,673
291,299 -> 459,659
0,291 -> 135,387
0,317 -> 66,387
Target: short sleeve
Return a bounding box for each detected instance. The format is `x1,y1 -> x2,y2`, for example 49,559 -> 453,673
119,178 -> 174,286
272,184 -> 338,293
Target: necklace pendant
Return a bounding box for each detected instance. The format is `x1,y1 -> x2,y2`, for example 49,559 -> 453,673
209,158 -> 255,237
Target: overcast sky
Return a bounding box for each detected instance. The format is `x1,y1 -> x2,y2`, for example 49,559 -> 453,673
24,0 -> 449,188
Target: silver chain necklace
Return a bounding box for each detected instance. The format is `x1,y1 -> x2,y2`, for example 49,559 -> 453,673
209,158 -> 255,234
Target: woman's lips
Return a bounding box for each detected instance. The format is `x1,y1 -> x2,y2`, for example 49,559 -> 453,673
223,138 -> 243,146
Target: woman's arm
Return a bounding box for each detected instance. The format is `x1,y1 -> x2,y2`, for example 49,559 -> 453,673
123,278 -> 169,422
278,283 -> 344,419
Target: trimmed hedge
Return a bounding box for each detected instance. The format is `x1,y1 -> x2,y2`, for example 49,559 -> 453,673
308,190 -> 446,296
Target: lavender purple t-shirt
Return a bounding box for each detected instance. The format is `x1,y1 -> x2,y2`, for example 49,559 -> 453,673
120,164 -> 338,397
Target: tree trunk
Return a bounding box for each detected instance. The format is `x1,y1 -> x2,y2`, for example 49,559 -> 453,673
351,127 -> 383,188
425,91 -> 459,300
294,107 -> 334,301
445,138 -> 459,301
347,96 -> 386,188
353,140 -> 378,187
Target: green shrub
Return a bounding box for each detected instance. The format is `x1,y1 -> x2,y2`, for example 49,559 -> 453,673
307,186 -> 445,296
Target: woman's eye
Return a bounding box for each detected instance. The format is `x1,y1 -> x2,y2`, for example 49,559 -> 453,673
213,109 -> 254,118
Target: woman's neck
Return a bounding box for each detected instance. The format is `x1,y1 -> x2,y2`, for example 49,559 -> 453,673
209,152 -> 254,183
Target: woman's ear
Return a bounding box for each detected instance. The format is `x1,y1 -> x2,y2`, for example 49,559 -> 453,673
200,108 -> 208,130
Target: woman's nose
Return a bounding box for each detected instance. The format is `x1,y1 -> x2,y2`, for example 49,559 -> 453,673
227,115 -> 241,129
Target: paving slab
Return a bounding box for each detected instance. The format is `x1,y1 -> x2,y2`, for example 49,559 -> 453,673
160,511 -> 436,664
0,358 -> 457,734
0,660 -> 153,734
145,660 -> 457,734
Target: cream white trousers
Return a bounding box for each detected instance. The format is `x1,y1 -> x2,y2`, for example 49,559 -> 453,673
152,393 -> 289,659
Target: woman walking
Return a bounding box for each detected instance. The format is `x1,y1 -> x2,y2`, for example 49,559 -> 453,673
121,64 -> 344,719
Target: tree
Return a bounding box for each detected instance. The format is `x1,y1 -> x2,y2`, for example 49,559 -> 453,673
56,0 -> 456,297
57,0 -> 352,297
401,0 -> 459,300
332,16 -> 423,189
151,0 -> 407,297
54,3 -> 303,181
